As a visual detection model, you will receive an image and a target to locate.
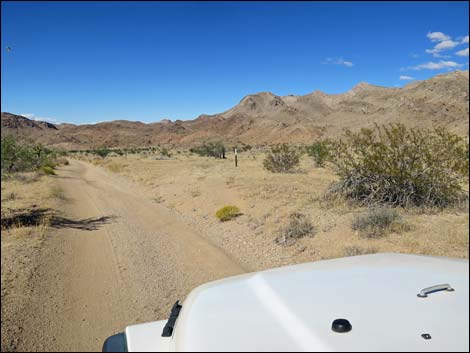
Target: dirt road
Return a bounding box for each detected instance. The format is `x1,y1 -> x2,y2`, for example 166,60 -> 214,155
16,160 -> 246,351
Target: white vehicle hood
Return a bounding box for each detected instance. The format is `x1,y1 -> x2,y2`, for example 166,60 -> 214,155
126,253 -> 469,352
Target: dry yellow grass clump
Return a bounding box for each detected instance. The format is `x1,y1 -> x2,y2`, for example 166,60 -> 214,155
216,206 -> 241,222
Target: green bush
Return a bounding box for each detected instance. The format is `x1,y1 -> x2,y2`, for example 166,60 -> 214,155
352,208 -> 410,238
306,140 -> 331,167
263,144 -> 301,173
328,124 -> 468,208
160,147 -> 172,158
190,141 -> 226,158
1,135 -> 59,174
216,206 -> 241,222
275,212 -> 316,246
94,148 -> 111,158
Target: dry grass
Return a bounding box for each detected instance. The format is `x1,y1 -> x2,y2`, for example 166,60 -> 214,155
190,189 -> 201,198
351,208 -> 411,238
49,186 -> 67,201
275,212 -> 316,246
1,172 -> 61,237
83,150 -> 468,270
1,172 -> 64,352
106,162 -> 127,173
152,195 -> 164,203
343,245 -> 379,257
3,192 -> 18,202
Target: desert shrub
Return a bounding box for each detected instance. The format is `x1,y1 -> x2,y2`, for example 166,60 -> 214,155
275,212 -> 316,246
94,148 -> 111,158
352,208 -> 409,238
216,206 -> 241,222
263,144 -> 301,173
1,135 -> 59,174
1,135 -> 34,172
160,147 -> 172,158
190,141 -> 226,158
41,166 -> 55,175
237,143 -> 252,152
41,158 -> 57,169
343,246 -> 379,257
306,140 -> 332,167
328,124 -> 469,208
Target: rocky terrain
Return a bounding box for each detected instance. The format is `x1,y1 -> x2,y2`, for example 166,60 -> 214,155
1,112 -> 57,130
2,70 -> 468,149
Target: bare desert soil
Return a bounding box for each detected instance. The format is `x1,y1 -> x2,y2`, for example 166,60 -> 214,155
92,151 -> 469,269
1,152 -> 468,352
1,160 -> 244,352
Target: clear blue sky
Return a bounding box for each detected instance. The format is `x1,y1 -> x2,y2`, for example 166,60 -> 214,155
1,1 -> 469,124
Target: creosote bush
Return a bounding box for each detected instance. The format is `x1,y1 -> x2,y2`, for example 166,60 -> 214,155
328,124 -> 469,208
190,141 -> 226,158
216,206 -> 241,222
352,208 -> 410,238
94,147 -> 111,158
275,212 -> 316,246
263,144 -> 301,173
1,135 -> 59,174
160,147 -> 172,158
306,140 -> 331,167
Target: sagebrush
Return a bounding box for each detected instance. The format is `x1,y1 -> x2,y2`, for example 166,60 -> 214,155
328,124 -> 469,208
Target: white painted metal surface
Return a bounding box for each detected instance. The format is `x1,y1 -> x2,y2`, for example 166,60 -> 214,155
124,253 -> 469,352
126,320 -> 170,352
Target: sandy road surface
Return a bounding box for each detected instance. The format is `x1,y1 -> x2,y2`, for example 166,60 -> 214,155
17,160 -> 246,351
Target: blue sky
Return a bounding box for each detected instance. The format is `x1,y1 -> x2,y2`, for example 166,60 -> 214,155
1,1 -> 469,125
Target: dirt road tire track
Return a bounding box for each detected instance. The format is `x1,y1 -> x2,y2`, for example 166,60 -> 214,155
12,160 -> 246,351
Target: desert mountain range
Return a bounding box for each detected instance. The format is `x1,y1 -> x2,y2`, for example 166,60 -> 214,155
2,70 -> 468,149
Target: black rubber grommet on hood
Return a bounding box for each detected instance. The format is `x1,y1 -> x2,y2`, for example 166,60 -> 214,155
332,318 -> 352,333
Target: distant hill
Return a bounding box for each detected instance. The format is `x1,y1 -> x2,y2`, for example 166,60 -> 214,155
1,112 -> 57,131
2,70 -> 468,149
